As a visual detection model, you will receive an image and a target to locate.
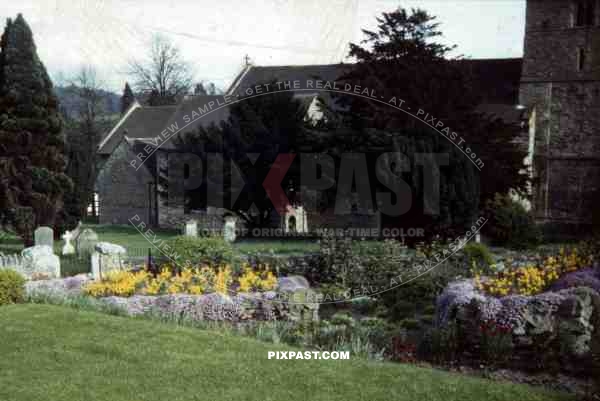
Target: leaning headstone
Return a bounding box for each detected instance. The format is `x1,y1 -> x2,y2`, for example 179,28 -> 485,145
61,231 -> 75,255
91,242 -> 127,280
184,220 -> 198,237
20,245 -> 60,279
76,228 -> 99,256
34,226 -> 54,249
70,221 -> 83,242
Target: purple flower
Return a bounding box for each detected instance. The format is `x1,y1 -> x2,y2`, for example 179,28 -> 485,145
549,268 -> 600,293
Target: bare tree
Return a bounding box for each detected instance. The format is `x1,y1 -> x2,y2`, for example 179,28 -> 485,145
69,66 -> 106,125
128,34 -> 194,104
194,81 -> 223,96
62,66 -> 110,222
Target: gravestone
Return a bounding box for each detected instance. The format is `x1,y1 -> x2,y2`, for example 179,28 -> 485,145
76,228 -> 99,256
70,221 -> 83,242
184,220 -> 198,237
223,216 -> 236,242
34,226 -> 54,248
91,242 -> 127,280
20,245 -> 60,279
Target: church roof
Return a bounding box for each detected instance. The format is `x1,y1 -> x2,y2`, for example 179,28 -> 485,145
228,59 -> 523,106
97,96 -> 229,155
453,58 -> 523,105
99,58 -> 524,156
97,102 -> 176,155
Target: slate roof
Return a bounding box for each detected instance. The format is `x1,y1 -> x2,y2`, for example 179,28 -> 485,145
98,96 -> 230,155
228,63 -> 351,94
97,103 -> 176,155
145,95 -> 232,151
229,59 -> 524,123
99,58 -> 524,156
453,58 -> 523,105
229,59 -> 523,106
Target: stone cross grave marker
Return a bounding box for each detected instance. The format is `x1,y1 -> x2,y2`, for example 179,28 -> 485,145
62,231 -> 75,255
34,226 -> 54,249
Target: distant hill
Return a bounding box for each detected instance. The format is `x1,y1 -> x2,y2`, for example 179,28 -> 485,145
54,85 -> 121,119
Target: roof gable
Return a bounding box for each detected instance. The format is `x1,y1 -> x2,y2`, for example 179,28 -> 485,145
98,102 -> 177,155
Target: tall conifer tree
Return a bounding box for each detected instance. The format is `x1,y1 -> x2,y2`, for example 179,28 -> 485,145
120,82 -> 135,114
0,14 -> 71,244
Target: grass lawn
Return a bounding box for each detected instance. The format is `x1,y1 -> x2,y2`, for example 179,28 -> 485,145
0,224 -> 320,256
0,304 -> 572,401
233,238 -> 319,255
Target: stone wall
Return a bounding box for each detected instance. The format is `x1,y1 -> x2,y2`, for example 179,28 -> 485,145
520,0 -> 600,226
96,140 -> 154,225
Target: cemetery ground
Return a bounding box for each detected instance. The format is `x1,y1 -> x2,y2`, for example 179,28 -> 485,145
0,224 -> 320,257
0,303 -> 571,401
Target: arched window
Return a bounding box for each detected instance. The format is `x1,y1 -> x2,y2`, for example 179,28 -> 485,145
578,48 -> 587,71
288,216 -> 297,233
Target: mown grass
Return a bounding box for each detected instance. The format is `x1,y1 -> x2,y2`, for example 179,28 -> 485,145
233,238 -> 319,255
0,304 -> 573,401
0,224 -> 320,256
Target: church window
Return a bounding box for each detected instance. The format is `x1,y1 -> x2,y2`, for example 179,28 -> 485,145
575,0 -> 596,26
578,48 -> 587,71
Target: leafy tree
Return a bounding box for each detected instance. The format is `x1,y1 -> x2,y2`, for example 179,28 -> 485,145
0,14 -> 71,244
120,82 -> 135,114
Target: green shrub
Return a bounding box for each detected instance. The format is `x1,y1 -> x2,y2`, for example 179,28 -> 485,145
417,322 -> 460,364
350,296 -> 378,315
330,312 -> 355,327
351,240 -> 408,288
381,275 -> 448,321
399,318 -> 421,330
319,235 -> 408,291
318,235 -> 360,287
0,269 -> 26,306
463,242 -> 494,271
483,193 -> 540,249
385,299 -> 416,320
165,236 -> 236,268
423,304 -> 436,315
420,314 -> 435,325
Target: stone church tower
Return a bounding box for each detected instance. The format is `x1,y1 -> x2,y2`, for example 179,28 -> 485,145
520,0 -> 600,229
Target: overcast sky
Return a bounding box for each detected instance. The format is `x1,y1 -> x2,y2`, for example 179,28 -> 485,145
0,0 -> 526,92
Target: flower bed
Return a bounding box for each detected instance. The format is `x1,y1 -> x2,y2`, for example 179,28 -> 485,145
474,246 -> 594,296
84,264 -> 277,297
435,276 -> 600,375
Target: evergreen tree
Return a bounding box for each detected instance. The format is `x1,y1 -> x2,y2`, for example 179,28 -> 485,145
120,82 -> 135,114
0,14 -> 71,244
325,7 -> 527,232
170,89 -> 310,228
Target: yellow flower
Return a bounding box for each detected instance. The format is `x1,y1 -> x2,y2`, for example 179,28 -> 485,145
214,266 -> 232,294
